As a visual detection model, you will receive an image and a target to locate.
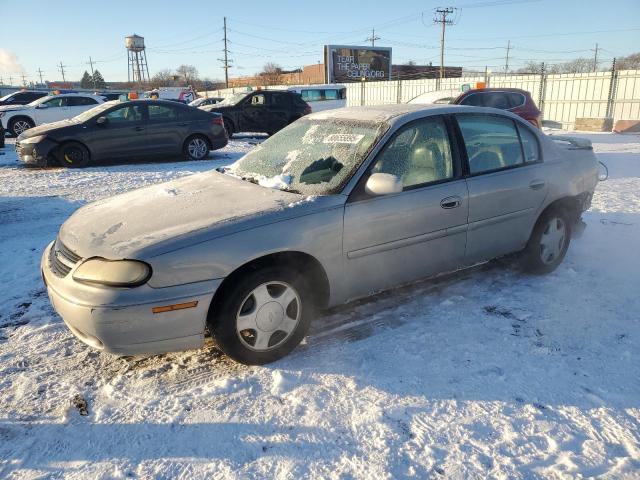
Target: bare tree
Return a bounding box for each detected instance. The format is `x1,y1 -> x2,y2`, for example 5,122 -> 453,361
260,62 -> 283,86
616,52 -> 640,70
150,69 -> 175,88
175,64 -> 199,86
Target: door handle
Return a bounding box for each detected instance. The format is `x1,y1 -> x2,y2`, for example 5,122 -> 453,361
440,196 -> 462,209
134,126 -> 144,131
529,180 -> 546,190
178,123 -> 189,126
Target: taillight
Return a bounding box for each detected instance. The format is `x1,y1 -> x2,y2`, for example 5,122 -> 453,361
527,118 -> 540,129
303,105 -> 312,115
212,116 -> 224,126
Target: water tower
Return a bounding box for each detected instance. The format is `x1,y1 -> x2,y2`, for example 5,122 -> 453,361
125,34 -> 150,84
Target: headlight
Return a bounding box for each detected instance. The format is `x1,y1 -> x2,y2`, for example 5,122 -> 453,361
72,258 -> 151,287
19,135 -> 47,144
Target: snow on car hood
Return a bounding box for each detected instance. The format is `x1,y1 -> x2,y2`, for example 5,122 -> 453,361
18,119 -> 76,138
59,170 -> 304,259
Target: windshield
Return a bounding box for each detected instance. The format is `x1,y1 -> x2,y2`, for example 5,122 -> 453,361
28,95 -> 54,106
0,93 -> 15,102
217,92 -> 250,106
72,101 -> 118,122
227,117 -> 388,195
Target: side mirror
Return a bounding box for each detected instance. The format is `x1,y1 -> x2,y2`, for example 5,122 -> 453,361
96,116 -> 108,126
365,173 -> 403,196
36,104 -> 48,109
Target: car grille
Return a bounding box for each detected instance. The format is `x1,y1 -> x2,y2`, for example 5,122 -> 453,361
48,238 -> 82,278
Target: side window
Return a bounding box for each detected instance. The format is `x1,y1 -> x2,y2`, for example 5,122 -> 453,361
68,97 -> 98,106
517,124 -> 540,163
483,92 -> 510,110
270,93 -> 290,107
508,93 -> 525,108
148,104 -> 179,122
301,90 -> 322,102
12,93 -> 28,102
25,93 -> 43,102
371,117 -> 454,190
457,114 -> 524,174
105,105 -> 143,123
459,93 -> 484,107
324,89 -> 338,100
43,97 -> 66,108
250,94 -> 265,106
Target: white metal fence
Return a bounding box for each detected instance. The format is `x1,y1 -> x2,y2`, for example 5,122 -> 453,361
344,69 -> 640,129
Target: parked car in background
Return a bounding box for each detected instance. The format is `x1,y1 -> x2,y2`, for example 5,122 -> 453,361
15,99 -> 227,167
190,97 -> 223,108
410,87 -> 542,128
0,90 -> 48,107
202,90 -> 310,137
145,87 -> 198,104
0,93 -> 105,137
41,104 -> 598,364
0,122 -> 4,148
287,84 -> 346,112
98,91 -> 129,101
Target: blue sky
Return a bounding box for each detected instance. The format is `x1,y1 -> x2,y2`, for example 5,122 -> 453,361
1,0 -> 639,84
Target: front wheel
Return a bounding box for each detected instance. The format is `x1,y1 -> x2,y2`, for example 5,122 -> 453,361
57,141 -> 91,168
183,135 -> 210,160
10,117 -> 35,137
521,208 -> 571,274
208,267 -> 312,365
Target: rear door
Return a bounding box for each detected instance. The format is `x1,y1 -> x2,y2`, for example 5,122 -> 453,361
240,93 -> 270,132
146,103 -> 189,155
84,103 -> 147,159
67,96 -> 100,117
268,92 -> 292,131
33,96 -> 70,124
455,113 -> 548,263
343,115 -> 469,300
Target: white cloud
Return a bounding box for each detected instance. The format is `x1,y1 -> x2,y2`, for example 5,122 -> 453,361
0,49 -> 25,75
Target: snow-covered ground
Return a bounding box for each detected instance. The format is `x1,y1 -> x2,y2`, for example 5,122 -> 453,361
0,132 -> 639,479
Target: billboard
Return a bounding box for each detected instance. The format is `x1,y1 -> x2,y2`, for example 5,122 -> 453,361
324,45 -> 392,83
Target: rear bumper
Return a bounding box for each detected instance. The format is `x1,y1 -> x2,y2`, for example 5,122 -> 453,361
210,135 -> 228,151
41,242 -> 222,356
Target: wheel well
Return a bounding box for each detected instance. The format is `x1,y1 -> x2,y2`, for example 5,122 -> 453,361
9,115 -> 34,127
222,116 -> 234,131
540,196 -> 582,223
210,251 -> 331,314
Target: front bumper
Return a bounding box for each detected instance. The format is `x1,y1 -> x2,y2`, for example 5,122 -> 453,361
15,138 -> 58,167
41,241 -> 223,356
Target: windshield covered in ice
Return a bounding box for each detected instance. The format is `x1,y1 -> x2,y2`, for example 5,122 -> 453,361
217,92 -> 250,106
227,117 -> 388,195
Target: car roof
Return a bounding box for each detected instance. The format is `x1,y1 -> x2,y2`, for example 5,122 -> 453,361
461,87 -> 530,95
51,93 -> 104,98
308,103 -> 526,124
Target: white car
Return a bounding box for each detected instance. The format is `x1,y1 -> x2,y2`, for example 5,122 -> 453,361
0,93 -> 105,136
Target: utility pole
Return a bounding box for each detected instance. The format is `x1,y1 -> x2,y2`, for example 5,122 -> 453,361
434,7 -> 454,79
58,61 -> 67,82
220,17 -> 230,88
88,56 -> 96,89
504,40 -> 511,73
9,76 -> 13,86
37,68 -> 44,86
21,73 -> 27,86
366,28 -> 381,47
591,43 -> 599,71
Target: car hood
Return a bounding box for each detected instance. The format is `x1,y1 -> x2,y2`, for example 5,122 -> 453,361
18,119 -> 77,139
0,104 -> 27,113
59,171 -> 313,259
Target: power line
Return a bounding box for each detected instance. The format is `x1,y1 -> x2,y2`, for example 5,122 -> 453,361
365,28 -> 381,47
434,7 -> 455,79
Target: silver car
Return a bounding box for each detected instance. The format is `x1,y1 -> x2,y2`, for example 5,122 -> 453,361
42,104 -> 599,364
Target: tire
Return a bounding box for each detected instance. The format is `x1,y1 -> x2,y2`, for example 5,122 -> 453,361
183,135 -> 210,160
223,118 -> 234,138
57,141 -> 91,168
521,208 -> 572,274
208,266 -> 313,365
9,117 -> 35,137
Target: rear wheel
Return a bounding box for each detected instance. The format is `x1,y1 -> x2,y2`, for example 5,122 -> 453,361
208,266 -> 312,365
521,208 -> 571,274
223,118 -> 234,138
9,117 -> 34,137
183,135 -> 210,160
57,141 -> 90,168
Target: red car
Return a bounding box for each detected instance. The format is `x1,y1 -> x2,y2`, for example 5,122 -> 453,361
453,88 -> 542,128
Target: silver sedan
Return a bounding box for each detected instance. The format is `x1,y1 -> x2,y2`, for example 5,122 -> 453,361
42,104 -> 599,364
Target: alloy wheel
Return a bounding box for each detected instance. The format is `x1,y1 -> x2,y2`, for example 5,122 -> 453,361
13,120 -> 32,136
188,138 -> 208,159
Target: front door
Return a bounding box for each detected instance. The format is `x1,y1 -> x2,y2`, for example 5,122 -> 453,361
455,113 -> 548,263
343,115 -> 469,301
84,103 -> 147,160
240,93 -> 271,133
33,96 -> 70,124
